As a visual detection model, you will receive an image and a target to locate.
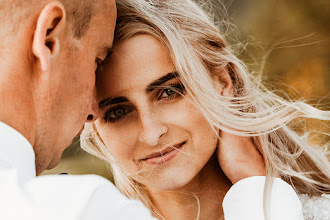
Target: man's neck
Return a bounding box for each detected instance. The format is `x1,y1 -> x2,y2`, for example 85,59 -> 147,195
0,59 -> 36,148
148,157 -> 232,220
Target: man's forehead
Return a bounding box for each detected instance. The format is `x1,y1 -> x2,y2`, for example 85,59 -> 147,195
89,2 -> 116,53
96,0 -> 117,19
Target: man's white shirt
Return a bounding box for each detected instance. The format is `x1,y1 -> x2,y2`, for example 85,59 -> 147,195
0,121 -> 303,220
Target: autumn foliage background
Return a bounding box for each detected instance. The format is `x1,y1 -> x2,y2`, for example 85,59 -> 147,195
43,0 -> 329,180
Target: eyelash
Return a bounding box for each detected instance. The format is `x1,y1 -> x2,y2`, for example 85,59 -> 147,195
157,83 -> 185,101
103,105 -> 132,123
103,83 -> 186,123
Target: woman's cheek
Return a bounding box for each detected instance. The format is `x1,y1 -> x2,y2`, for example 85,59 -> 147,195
167,100 -> 207,127
156,99 -> 194,124
96,121 -> 137,163
170,100 -> 217,146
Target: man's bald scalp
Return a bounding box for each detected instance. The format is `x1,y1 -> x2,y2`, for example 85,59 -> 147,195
0,0 -> 105,40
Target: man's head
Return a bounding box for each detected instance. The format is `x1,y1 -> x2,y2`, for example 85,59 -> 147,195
0,0 -> 116,175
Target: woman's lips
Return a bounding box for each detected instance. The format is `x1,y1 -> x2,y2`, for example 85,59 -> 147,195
141,142 -> 185,165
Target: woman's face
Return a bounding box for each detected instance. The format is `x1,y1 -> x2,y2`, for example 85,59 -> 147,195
95,34 -> 218,190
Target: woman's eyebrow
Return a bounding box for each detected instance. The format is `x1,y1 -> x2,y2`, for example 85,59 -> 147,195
98,72 -> 178,108
99,96 -> 129,108
146,72 -> 178,93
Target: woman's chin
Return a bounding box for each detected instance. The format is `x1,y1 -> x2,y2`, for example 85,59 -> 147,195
142,170 -> 197,192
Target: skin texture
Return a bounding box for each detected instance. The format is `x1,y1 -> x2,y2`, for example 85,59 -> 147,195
0,0 -> 116,175
95,34 -> 265,219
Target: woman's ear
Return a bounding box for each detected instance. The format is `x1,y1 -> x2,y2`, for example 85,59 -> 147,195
212,65 -> 234,97
32,1 -> 66,72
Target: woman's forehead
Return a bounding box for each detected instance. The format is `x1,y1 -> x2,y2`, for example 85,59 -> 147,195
96,34 -> 177,96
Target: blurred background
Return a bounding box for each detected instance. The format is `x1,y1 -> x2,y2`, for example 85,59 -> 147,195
42,0 -> 329,181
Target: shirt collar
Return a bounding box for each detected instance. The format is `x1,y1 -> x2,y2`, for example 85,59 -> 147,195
0,121 -> 36,180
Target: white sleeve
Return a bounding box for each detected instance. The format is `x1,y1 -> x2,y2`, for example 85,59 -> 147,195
78,176 -> 157,220
24,174 -> 156,220
222,176 -> 304,220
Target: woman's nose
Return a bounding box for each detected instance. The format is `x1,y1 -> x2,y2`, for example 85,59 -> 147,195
138,111 -> 168,146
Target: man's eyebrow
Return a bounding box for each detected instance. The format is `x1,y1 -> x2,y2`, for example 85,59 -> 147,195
99,96 -> 129,108
146,72 -> 178,93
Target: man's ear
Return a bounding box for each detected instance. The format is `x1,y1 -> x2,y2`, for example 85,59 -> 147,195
212,65 -> 234,97
32,1 -> 66,72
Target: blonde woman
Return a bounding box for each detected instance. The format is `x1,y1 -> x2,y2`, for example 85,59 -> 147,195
81,0 -> 330,219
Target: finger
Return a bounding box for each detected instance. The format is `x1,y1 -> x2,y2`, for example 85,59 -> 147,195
217,130 -> 266,184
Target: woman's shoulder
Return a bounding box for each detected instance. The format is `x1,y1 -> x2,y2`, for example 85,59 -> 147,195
299,194 -> 330,220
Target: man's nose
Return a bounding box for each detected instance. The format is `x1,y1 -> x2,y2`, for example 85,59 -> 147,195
86,92 -> 99,122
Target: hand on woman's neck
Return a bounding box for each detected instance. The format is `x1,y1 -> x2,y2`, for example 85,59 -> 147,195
147,157 -> 232,220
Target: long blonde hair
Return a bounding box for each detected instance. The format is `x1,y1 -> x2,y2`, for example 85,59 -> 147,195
81,0 -> 330,218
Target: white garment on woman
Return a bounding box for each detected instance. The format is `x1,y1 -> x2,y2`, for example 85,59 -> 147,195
0,121 -> 304,220
223,176 -> 304,220
299,194 -> 330,220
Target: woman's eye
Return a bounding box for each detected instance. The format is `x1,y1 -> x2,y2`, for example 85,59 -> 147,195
113,108 -> 126,117
159,89 -> 176,99
158,84 -> 185,100
104,107 -> 131,122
